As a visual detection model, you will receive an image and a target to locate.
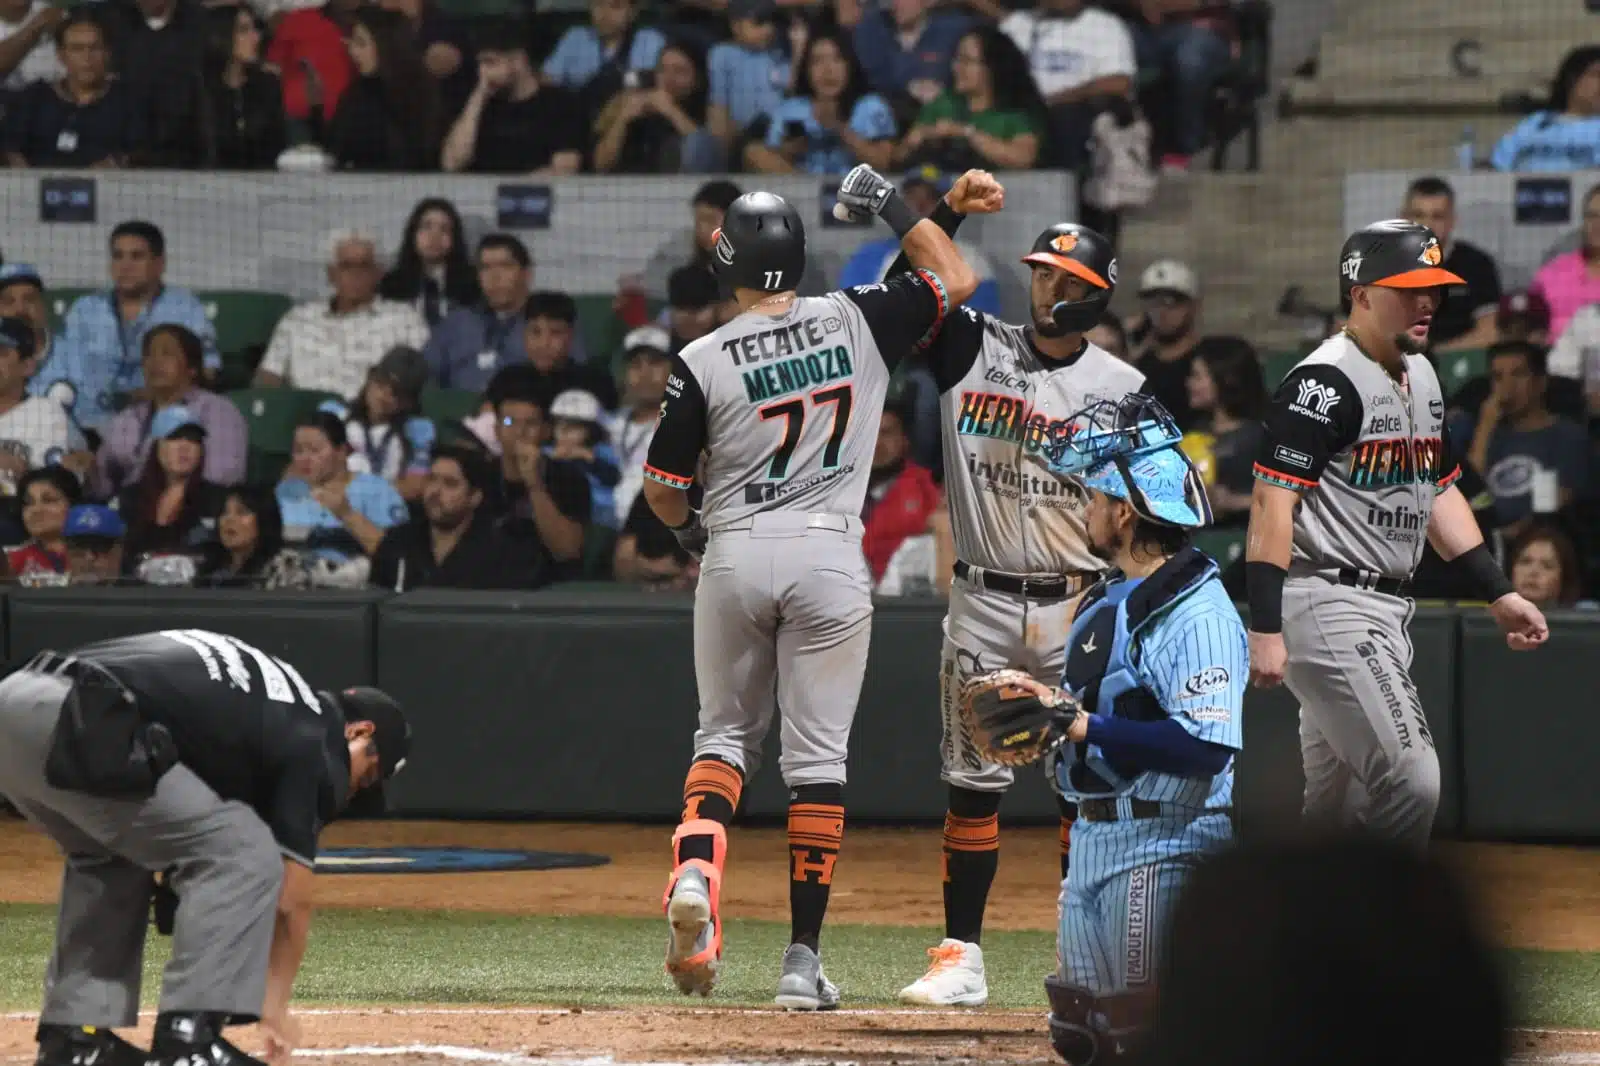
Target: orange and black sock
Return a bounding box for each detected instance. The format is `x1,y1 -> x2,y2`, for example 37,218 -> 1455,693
787,783 -> 845,952
675,756 -> 744,865
943,786 -> 1001,944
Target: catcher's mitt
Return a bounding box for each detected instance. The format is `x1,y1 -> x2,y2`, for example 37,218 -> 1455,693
959,669 -> 1082,767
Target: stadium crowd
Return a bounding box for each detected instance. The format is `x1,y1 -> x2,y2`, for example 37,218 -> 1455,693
0,2 -> 1598,609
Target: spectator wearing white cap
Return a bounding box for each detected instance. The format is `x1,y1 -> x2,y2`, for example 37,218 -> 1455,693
605,324 -> 672,525
1125,258 -> 1204,428
0,314 -> 78,499
545,387 -> 621,531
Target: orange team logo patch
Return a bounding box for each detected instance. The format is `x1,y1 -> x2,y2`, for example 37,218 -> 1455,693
1051,234 -> 1078,255
1419,242 -> 1442,266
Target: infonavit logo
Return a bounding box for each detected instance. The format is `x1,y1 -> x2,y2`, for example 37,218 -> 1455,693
1289,377 -> 1341,423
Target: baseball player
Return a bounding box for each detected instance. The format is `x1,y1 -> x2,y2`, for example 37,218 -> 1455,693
0,630 -> 411,1066
642,165 -> 993,1009
1246,220 -> 1549,849
894,220 -> 1146,1008
957,395 -> 1244,1065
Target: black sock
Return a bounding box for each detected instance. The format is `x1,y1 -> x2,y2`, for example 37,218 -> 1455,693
943,785 -> 1002,944
788,782 -> 845,951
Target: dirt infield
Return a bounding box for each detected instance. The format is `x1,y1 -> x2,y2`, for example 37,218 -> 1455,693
2,819 -> 1599,1065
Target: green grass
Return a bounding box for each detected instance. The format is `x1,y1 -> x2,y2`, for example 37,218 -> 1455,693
0,904 -> 1596,1028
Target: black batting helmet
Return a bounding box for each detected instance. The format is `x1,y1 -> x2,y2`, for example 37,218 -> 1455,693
1338,220 -> 1464,314
1020,223 -> 1118,336
712,191 -> 806,294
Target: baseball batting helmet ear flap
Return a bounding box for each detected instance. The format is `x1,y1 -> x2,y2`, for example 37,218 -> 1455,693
1338,219 -> 1466,314
1021,224 -> 1117,337
712,191 -> 807,294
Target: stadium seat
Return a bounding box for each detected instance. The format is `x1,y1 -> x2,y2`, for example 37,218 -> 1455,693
1262,350 -> 1301,389
575,294 -> 628,369
227,387 -> 341,487
1194,529 -> 1246,566
1436,349 -> 1488,400
197,290 -> 292,358
420,387 -> 481,427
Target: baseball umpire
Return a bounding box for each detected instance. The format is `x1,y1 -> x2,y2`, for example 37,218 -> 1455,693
960,394 -> 1244,1065
643,165 -> 991,1009
889,215 -> 1145,1008
0,629 -> 411,1066
1246,219 -> 1548,848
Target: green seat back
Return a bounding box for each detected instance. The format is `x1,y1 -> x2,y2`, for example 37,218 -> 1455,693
1262,350 -> 1301,390
1436,348 -> 1488,398
1193,529 -> 1246,567
228,388 -> 342,486
197,290 -> 293,358
420,387 -> 482,426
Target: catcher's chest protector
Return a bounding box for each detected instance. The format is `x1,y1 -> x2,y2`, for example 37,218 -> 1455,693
1060,548 -> 1215,792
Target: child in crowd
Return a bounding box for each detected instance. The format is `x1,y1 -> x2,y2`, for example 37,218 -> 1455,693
545,389 -> 621,529
319,346 -> 436,501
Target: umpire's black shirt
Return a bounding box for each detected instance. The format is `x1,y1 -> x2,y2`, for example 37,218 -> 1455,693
67,630 -> 347,867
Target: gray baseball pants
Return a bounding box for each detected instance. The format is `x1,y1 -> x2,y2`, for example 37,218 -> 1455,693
0,670 -> 285,1026
1282,579 -> 1440,849
691,511 -> 872,787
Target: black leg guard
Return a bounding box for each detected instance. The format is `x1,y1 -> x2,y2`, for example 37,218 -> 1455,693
1044,975 -> 1101,1065
1043,977 -> 1154,1065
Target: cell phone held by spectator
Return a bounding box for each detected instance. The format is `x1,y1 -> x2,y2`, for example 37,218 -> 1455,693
623,69 -> 656,91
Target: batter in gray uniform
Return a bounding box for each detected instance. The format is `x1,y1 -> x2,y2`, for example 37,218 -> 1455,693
642,166 -> 991,1010
1246,220 -> 1548,850
894,223 -> 1144,1009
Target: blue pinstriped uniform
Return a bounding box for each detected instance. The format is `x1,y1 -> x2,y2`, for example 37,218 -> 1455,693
1045,551 -> 1245,994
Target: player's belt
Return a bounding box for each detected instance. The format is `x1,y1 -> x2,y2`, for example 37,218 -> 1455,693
1076,798 -> 1234,823
1335,567 -> 1409,596
953,561 -> 1094,601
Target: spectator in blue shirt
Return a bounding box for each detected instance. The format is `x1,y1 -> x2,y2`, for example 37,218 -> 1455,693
1491,46 -> 1600,173
542,0 -> 664,111
707,0 -> 789,147
423,233 -> 534,391
545,387 -> 620,529
277,410 -> 409,566
746,27 -> 896,175
51,220 -> 219,434
847,0 -> 969,113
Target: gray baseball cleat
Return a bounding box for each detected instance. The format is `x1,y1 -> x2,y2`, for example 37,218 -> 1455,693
664,865 -> 720,997
773,943 -> 840,1011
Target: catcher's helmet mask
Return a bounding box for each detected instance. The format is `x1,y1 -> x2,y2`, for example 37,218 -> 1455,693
1337,219 -> 1466,314
712,191 -> 807,295
1045,395 -> 1212,529
1021,224 -> 1118,337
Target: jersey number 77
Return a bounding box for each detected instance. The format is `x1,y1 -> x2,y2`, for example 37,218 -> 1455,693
759,384 -> 854,480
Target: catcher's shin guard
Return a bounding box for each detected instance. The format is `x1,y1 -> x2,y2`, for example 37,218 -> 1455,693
1044,975 -> 1101,1065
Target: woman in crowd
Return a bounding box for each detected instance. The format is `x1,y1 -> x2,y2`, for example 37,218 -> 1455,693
745,27 -> 895,175
325,6 -> 441,171
1507,524 -> 1594,610
593,39 -> 723,174
320,346 -> 437,502
276,411 -> 408,569
1181,336 -> 1266,526
116,408 -> 227,577
1491,46 -> 1600,174
199,486 -> 311,588
894,26 -> 1042,172
6,467 -> 81,582
1531,183 -> 1600,343
197,3 -> 286,169
379,198 -> 480,328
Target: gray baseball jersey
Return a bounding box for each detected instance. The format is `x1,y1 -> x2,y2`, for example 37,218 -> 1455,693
1252,331 -> 1461,580
1253,330 -> 1462,848
644,268 -> 951,787
915,303 -> 1145,792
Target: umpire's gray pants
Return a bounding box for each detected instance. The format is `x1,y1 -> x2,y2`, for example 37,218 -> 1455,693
692,511 -> 872,787
1282,580 -> 1440,849
0,670 -> 285,1026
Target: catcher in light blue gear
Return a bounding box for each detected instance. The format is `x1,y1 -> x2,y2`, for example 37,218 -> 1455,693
958,395 -> 1246,1066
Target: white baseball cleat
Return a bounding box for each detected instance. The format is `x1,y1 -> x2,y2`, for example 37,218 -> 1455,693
898,938 -> 989,1006
664,865 -> 720,997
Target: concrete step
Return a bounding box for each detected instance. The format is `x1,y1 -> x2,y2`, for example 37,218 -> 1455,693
1334,0 -> 1592,35
1260,115 -> 1522,174
1318,30 -> 1577,86
1285,75 -> 1546,111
